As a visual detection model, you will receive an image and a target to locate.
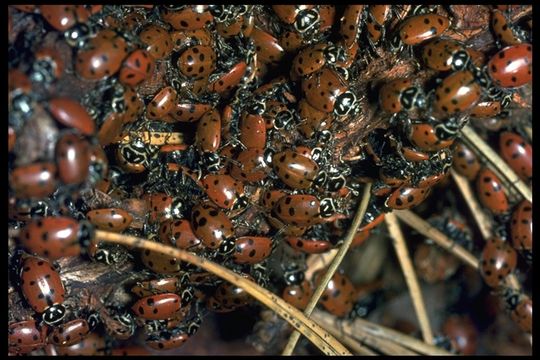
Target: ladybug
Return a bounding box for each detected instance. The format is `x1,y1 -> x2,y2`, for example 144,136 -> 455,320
421,38 -> 471,71
48,97 -> 95,135
38,5 -> 86,31
177,45 -> 216,79
161,6 -> 213,31
414,242 -> 460,283
119,49 -> 155,87
170,101 -> 213,123
31,47 -> 65,84
264,100 -> 295,130
8,320 -> 48,355
293,8 -> 320,35
476,167 -> 509,214
9,162 -> 57,199
297,99 -> 334,139
116,139 -> 157,174
145,193 -> 184,224
158,219 -> 203,252
55,132 -> 90,185
441,315 -> 478,355
195,108 -> 222,153
132,293 -> 183,321
292,42 -> 345,77
433,70 -> 482,117
201,174 -> 247,210
282,279 -> 313,311
272,5 -> 314,24
385,185 -> 431,210
86,208 -> 133,232
191,202 -> 235,252
302,67 -> 357,116
250,27 -> 284,65
503,290 -> 532,333
286,237 -> 332,254
272,149 -> 322,190
230,148 -> 271,183
510,200 -> 532,258
131,274 -> 190,298
351,228 -> 371,248
139,25 -> 173,60
318,5 -> 336,33
19,216 -> 93,260
146,329 -> 189,350
314,270 -> 356,317
239,112 -> 266,150
232,236 -> 273,264
487,43 -> 532,88
339,5 -> 366,47
208,61 -> 248,94
480,237 -> 517,288
213,276 -> 253,310
491,9 -> 527,46
216,14 -> 254,38
279,30 -> 304,53
48,319 -> 90,347
499,131 -> 532,182
20,255 -> 66,325
260,189 -> 287,210
53,332 -> 106,356
75,29 -> 128,81
452,141 -> 481,181
366,5 -> 392,45
407,120 -> 456,152
171,28 -> 213,51
397,13 -> 449,47
470,100 -> 503,118
146,86 -> 178,120
118,86 -> 144,124
273,194 -> 335,227
379,78 -> 426,113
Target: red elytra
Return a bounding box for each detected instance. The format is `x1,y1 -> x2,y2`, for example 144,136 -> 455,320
48,319 -> 90,347
121,86 -> 144,124
499,131 -> 532,182
178,45 -> 216,78
196,109 -> 221,152
340,5 -> 365,47
140,248 -> 182,274
297,98 -> 334,138
56,133 -> 90,185
54,332 -> 106,356
511,296 -> 532,333
510,200 -> 532,253
379,78 -> 424,113
293,43 -> 329,77
144,193 -> 177,224
476,168 -> 509,214
159,219 -> 203,251
139,25 -> 173,60
9,320 -> 48,355
286,237 -> 332,254
201,174 -> 245,210
161,6 -> 213,31
402,146 -> 430,162
319,5 -> 336,32
273,194 -> 322,227
191,202 -> 234,249
366,5 -> 392,44
146,331 -> 189,350
39,5 -> 80,31
279,30 -> 304,52
480,237 -> 517,287
250,27 -> 284,64
119,49 -> 155,87
302,67 -> 348,114
86,208 -> 133,232
132,293 -> 183,320
487,43 -> 532,88
233,236 -> 273,264
282,280 -> 314,311
49,97 -> 95,135
408,122 -> 455,152
9,162 -> 57,199
314,271 -> 356,317
208,61 -> 247,93
399,14 -> 449,45
351,228 -> 371,248
171,28 -> 213,51
169,101 -> 212,122
470,100 -> 502,118
491,9 -> 523,46
385,185 -> 431,210
421,38 -> 469,72
19,216 -> 83,260
239,112 -> 266,149
20,255 -> 65,313
75,29 -> 128,80
230,148 -> 271,183
260,189 -> 287,209
131,277 -> 184,297
452,141 -> 481,181
442,315 -> 478,355
272,149 -> 320,190
98,112 -> 124,146
146,86 -> 177,120
433,70 -> 481,117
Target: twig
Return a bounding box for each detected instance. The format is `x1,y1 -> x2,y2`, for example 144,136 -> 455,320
460,125 -> 532,203
393,210 -> 479,269
282,183 -> 372,355
318,317 -> 378,356
385,212 -> 433,344
305,250 -> 338,280
320,313 -> 453,355
95,230 -> 351,356
450,170 -> 493,240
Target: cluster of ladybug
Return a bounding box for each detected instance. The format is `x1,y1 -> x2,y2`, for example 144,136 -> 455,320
8,5 -> 531,355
